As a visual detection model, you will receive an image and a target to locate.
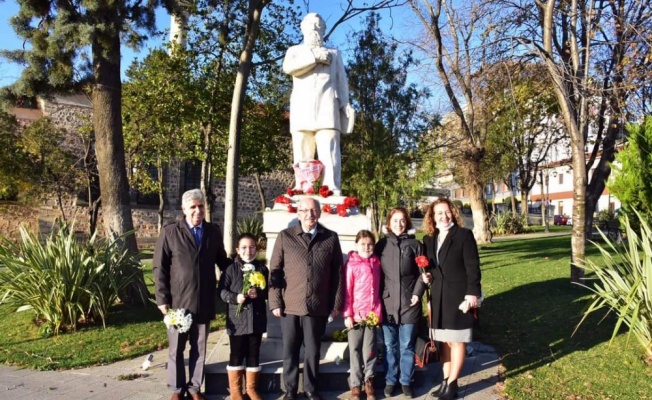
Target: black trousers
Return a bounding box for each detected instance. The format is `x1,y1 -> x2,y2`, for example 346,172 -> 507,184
228,333 -> 263,367
280,314 -> 327,394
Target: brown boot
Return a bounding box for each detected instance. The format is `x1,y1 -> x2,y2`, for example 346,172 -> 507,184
227,367 -> 245,400
245,368 -> 263,400
350,386 -> 361,400
364,380 -> 375,400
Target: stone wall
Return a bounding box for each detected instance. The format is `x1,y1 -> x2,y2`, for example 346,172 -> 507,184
0,203 -> 39,242
1,95 -> 296,248
0,171 -> 295,249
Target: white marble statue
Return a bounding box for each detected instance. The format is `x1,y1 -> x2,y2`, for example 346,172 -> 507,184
283,13 -> 354,195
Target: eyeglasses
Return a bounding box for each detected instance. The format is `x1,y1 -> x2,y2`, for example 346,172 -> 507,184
298,208 -> 319,214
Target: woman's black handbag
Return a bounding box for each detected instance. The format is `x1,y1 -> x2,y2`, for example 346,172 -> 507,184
414,289 -> 437,368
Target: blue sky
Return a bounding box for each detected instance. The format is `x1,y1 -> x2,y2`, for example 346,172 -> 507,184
0,1 -> 414,87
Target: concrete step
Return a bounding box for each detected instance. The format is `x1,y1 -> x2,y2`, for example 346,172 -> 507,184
204,330 -> 439,395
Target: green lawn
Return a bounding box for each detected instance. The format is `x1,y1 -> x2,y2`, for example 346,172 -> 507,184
0,260 -> 225,370
477,236 -> 652,399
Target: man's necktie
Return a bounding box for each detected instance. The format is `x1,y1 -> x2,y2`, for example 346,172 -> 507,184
192,227 -> 201,246
302,232 -> 311,246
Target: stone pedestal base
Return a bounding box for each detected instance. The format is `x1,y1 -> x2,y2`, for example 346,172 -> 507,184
263,195 -> 371,262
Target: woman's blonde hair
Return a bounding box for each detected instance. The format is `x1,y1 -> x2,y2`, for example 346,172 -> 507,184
422,198 -> 464,236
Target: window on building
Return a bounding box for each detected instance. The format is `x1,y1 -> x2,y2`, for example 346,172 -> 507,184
558,173 -> 564,185
135,165 -> 160,205
558,201 -> 564,216
184,160 -> 202,192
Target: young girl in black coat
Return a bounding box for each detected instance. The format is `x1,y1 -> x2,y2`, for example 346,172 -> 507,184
218,233 -> 268,400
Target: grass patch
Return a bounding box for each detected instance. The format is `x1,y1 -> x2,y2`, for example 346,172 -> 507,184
478,236 -> 652,399
0,260 -> 225,370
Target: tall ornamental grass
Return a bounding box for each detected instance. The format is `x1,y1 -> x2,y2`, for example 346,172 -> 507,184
577,211 -> 652,359
0,224 -> 142,335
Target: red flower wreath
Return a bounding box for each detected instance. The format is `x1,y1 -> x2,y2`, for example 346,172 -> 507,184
319,185 -> 333,198
274,195 -> 290,204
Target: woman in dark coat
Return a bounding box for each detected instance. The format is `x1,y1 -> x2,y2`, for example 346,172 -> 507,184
375,207 -> 427,398
422,198 -> 481,400
218,233 -> 268,400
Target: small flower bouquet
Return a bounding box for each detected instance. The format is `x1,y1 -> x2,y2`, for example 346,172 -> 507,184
164,308 -> 193,333
237,263 -> 267,317
343,311 -> 380,334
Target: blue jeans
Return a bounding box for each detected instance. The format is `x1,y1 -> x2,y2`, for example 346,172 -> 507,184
382,322 -> 416,386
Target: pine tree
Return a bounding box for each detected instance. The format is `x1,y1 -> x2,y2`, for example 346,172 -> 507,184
1,0 -> 161,305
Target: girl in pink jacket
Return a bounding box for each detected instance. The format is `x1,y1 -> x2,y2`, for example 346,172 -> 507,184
343,230 -> 383,400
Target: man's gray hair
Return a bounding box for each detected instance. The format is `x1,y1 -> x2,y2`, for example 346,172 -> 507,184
182,189 -> 205,206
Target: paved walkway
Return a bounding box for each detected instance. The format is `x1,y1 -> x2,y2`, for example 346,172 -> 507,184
0,330 -> 502,400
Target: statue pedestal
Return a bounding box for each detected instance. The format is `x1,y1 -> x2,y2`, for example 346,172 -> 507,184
263,195 -> 371,263
262,195 -> 371,340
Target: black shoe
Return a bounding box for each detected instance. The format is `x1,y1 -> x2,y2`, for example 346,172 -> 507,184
439,380 -> 458,400
283,392 -> 297,400
401,385 -> 413,398
383,384 -> 395,397
430,379 -> 448,398
304,391 -> 323,400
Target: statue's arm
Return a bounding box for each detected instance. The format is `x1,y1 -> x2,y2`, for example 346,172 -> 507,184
283,46 -> 318,77
334,51 -> 350,109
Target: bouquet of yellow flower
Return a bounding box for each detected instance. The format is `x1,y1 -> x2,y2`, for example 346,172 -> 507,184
236,263 -> 267,317
343,311 -> 380,334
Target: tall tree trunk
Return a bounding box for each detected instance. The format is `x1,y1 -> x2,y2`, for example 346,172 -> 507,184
223,0 -> 269,253
467,170 -> 491,244
92,7 -> 148,305
254,172 -> 266,210
157,158 -> 166,232
540,0 -> 587,283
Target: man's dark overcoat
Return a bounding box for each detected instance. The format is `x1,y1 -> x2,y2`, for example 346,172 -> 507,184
153,220 -> 230,323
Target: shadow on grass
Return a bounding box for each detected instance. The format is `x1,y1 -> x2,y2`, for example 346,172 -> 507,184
476,277 -> 616,379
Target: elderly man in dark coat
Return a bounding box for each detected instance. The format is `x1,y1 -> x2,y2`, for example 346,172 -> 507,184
153,189 -> 231,400
269,197 -> 344,400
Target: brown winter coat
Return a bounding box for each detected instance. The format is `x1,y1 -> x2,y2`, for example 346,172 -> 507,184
268,223 -> 344,316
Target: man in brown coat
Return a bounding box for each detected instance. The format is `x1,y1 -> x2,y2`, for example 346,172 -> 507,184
269,197 -> 343,400
153,189 -> 231,400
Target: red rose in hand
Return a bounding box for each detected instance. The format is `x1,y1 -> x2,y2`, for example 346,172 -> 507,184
415,255 -> 429,268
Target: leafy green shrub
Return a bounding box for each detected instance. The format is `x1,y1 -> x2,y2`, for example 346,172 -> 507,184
493,213 -> 530,235
0,224 -> 142,335
596,209 -> 616,229
577,211 -> 652,359
236,215 -> 265,249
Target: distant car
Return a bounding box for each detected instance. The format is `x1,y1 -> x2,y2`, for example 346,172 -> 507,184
553,215 -> 568,225
566,217 -> 572,225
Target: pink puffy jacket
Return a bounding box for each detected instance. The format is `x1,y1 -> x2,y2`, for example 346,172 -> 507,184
342,250 -> 383,323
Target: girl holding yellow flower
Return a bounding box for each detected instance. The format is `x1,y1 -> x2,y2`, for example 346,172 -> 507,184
342,230 -> 383,400
218,233 -> 268,400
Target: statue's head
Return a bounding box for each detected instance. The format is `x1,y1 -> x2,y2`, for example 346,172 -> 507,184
300,13 -> 326,47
